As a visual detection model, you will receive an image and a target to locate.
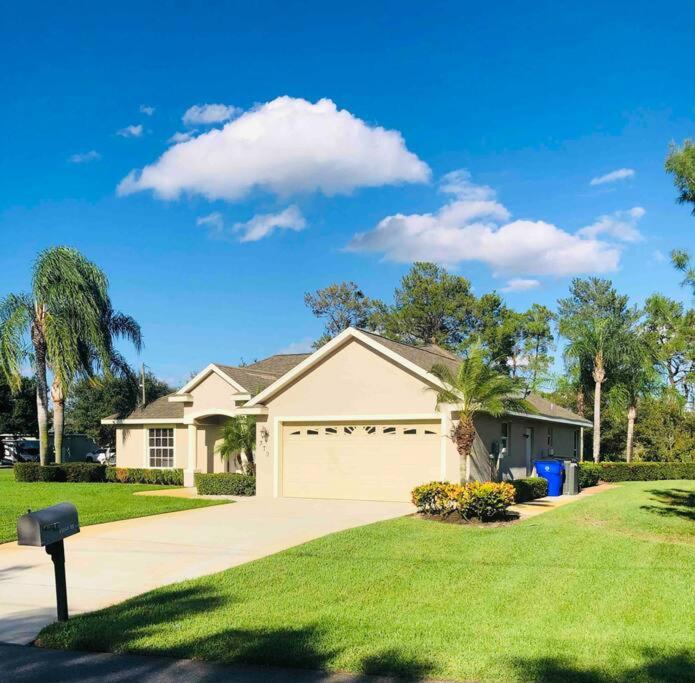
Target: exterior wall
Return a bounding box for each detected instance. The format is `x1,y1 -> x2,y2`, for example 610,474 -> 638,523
255,338 -> 461,498
183,371 -> 240,419
115,425 -> 188,469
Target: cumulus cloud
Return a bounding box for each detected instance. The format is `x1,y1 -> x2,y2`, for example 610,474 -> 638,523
140,105 -> 155,116
589,168 -> 635,186
117,124 -> 143,138
117,96 -> 430,200
234,205 -> 306,242
502,278 -> 541,293
182,103 -> 241,126
68,150 -> 101,163
347,170 -> 626,277
168,130 -> 197,144
578,207 -> 645,243
277,337 -> 314,354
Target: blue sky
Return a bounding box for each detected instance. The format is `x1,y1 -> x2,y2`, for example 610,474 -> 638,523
1,1 -> 693,385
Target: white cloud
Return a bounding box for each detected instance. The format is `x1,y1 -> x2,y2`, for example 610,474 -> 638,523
140,104 -> 155,116
118,96 -> 430,200
653,249 -> 667,263
168,130 -> 197,144
234,205 -> 306,242
117,124 -> 143,138
501,278 -> 541,292
577,207 -> 645,243
196,212 -> 225,239
277,337 -> 314,354
589,168 -> 635,186
347,170 -> 625,277
182,103 -> 241,126
68,150 -> 101,163
439,169 -> 496,201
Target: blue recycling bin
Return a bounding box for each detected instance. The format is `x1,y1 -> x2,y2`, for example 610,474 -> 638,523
534,459 -> 565,496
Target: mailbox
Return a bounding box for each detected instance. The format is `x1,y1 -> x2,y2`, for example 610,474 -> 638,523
16,502 -> 80,622
17,503 -> 80,547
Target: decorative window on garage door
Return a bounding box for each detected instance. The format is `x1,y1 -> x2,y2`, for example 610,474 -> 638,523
148,428 -> 174,468
286,424 -> 439,437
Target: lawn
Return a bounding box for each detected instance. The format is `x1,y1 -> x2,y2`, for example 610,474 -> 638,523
38,481 -> 695,682
0,468 -> 227,544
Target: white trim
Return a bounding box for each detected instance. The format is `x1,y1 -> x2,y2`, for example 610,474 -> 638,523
144,425 -> 176,469
168,394 -> 193,403
439,413 -> 448,479
233,393 -> 251,402
183,408 -> 240,424
103,418 -> 185,425
236,406 -> 269,415
273,413 -> 443,499
506,410 -> 592,429
246,327 -> 449,407
177,363 -> 247,395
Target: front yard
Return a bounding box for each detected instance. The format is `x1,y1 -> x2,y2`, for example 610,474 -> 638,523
38,481 -> 695,682
0,468 -> 226,544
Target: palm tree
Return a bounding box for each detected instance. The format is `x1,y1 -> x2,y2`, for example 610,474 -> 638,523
563,316 -> 628,462
0,247 -> 141,463
429,343 -> 533,470
216,415 -> 256,473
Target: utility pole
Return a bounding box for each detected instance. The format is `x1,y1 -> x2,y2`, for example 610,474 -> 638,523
140,363 -> 147,407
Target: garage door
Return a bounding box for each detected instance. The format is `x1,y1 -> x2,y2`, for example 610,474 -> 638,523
281,421 -> 441,502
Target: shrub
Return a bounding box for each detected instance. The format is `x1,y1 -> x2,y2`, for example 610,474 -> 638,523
510,477 -> 548,503
14,462 -> 42,482
593,461 -> 695,482
15,462 -> 106,483
195,472 -> 256,496
105,467 -> 183,485
412,480 -> 515,521
578,462 -> 601,489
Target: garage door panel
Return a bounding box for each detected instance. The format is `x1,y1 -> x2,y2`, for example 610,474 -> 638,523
281,421 -> 441,502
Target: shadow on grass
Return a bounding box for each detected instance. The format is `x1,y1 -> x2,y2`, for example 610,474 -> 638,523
511,650 -> 695,683
36,584 -> 435,680
640,488 -> 695,522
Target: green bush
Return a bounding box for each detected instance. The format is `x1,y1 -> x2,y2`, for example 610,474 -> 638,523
195,472 -> 256,496
14,462 -> 106,483
14,462 -> 42,482
412,480 -> 515,521
578,462 -> 601,489
594,461 -> 695,482
510,477 -> 548,502
105,467 -> 183,485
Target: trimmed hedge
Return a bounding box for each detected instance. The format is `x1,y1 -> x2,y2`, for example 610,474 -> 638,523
15,462 -> 107,483
510,477 -> 548,503
578,462 -> 601,489
195,472 -> 256,496
412,481 -> 515,521
581,461 -> 695,483
105,467 -> 183,485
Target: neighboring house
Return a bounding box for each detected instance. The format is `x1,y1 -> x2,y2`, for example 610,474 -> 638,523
103,327 -> 590,502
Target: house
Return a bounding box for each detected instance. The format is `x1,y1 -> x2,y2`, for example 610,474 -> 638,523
103,328 -> 591,502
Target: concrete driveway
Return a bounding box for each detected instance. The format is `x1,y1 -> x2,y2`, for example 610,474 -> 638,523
0,496 -> 413,644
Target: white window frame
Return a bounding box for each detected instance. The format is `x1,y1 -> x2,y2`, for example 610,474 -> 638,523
145,426 -> 176,469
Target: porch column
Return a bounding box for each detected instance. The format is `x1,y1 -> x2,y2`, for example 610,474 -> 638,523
579,427 -> 584,462
185,423 -> 197,487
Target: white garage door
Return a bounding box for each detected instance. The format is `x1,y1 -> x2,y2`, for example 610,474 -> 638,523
281,421 -> 442,502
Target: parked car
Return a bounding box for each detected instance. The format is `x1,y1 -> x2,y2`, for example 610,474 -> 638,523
1,437 -> 41,464
84,447 -> 115,465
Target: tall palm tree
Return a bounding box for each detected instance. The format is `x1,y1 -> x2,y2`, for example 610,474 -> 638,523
429,343 -> 533,469
216,415 -> 256,473
563,316 -> 627,462
0,247 -> 141,463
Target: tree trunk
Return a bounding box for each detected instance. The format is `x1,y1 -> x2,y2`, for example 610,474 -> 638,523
576,389 -> 585,417
592,357 -> 605,463
51,378 -> 65,464
31,312 -> 50,466
453,414 -> 476,477
625,404 -> 637,463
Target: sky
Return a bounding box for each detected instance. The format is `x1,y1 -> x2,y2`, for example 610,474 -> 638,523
1,1 -> 693,386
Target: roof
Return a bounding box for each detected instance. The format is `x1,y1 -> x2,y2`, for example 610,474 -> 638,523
108,395 -> 185,421
522,394 -> 591,427
246,353 -> 312,376
215,354 -> 311,395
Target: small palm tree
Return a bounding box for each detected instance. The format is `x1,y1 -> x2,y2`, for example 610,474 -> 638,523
0,247 -> 141,464
429,343 -> 533,468
216,415 -> 256,472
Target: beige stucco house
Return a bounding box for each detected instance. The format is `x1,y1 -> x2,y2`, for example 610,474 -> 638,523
104,327 -> 590,502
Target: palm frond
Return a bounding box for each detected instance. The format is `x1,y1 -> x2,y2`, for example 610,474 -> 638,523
0,293 -> 33,391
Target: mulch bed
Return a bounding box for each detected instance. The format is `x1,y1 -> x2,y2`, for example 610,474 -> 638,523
414,511 -> 521,526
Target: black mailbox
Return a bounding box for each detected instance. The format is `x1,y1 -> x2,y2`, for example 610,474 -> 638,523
16,502 -> 80,622
17,503 -> 80,547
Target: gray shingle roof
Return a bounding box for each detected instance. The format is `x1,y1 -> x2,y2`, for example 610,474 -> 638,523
118,395 -> 184,420
245,353 -> 312,376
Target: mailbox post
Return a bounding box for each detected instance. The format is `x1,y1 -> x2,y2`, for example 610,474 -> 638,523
17,503 -> 80,622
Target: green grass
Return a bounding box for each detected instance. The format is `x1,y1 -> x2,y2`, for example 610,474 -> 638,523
0,468 -> 227,544
38,481 -> 695,682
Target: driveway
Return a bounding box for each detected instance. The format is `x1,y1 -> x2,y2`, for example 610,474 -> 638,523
0,497 -> 413,644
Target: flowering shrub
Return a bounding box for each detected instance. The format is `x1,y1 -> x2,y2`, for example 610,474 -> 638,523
412,480 -> 516,521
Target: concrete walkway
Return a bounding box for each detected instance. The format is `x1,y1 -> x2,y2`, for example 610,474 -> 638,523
509,483 -> 617,520
0,497 -> 413,645
1,642 -> 451,683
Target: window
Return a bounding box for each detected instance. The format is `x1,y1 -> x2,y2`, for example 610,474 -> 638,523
424,429 -> 436,435
573,429 -> 579,458
404,427 -> 417,435
325,427 -> 337,435
547,427 -> 553,448
383,426 -> 396,435
307,429 -> 319,436
500,422 -> 510,454
148,428 -> 174,468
